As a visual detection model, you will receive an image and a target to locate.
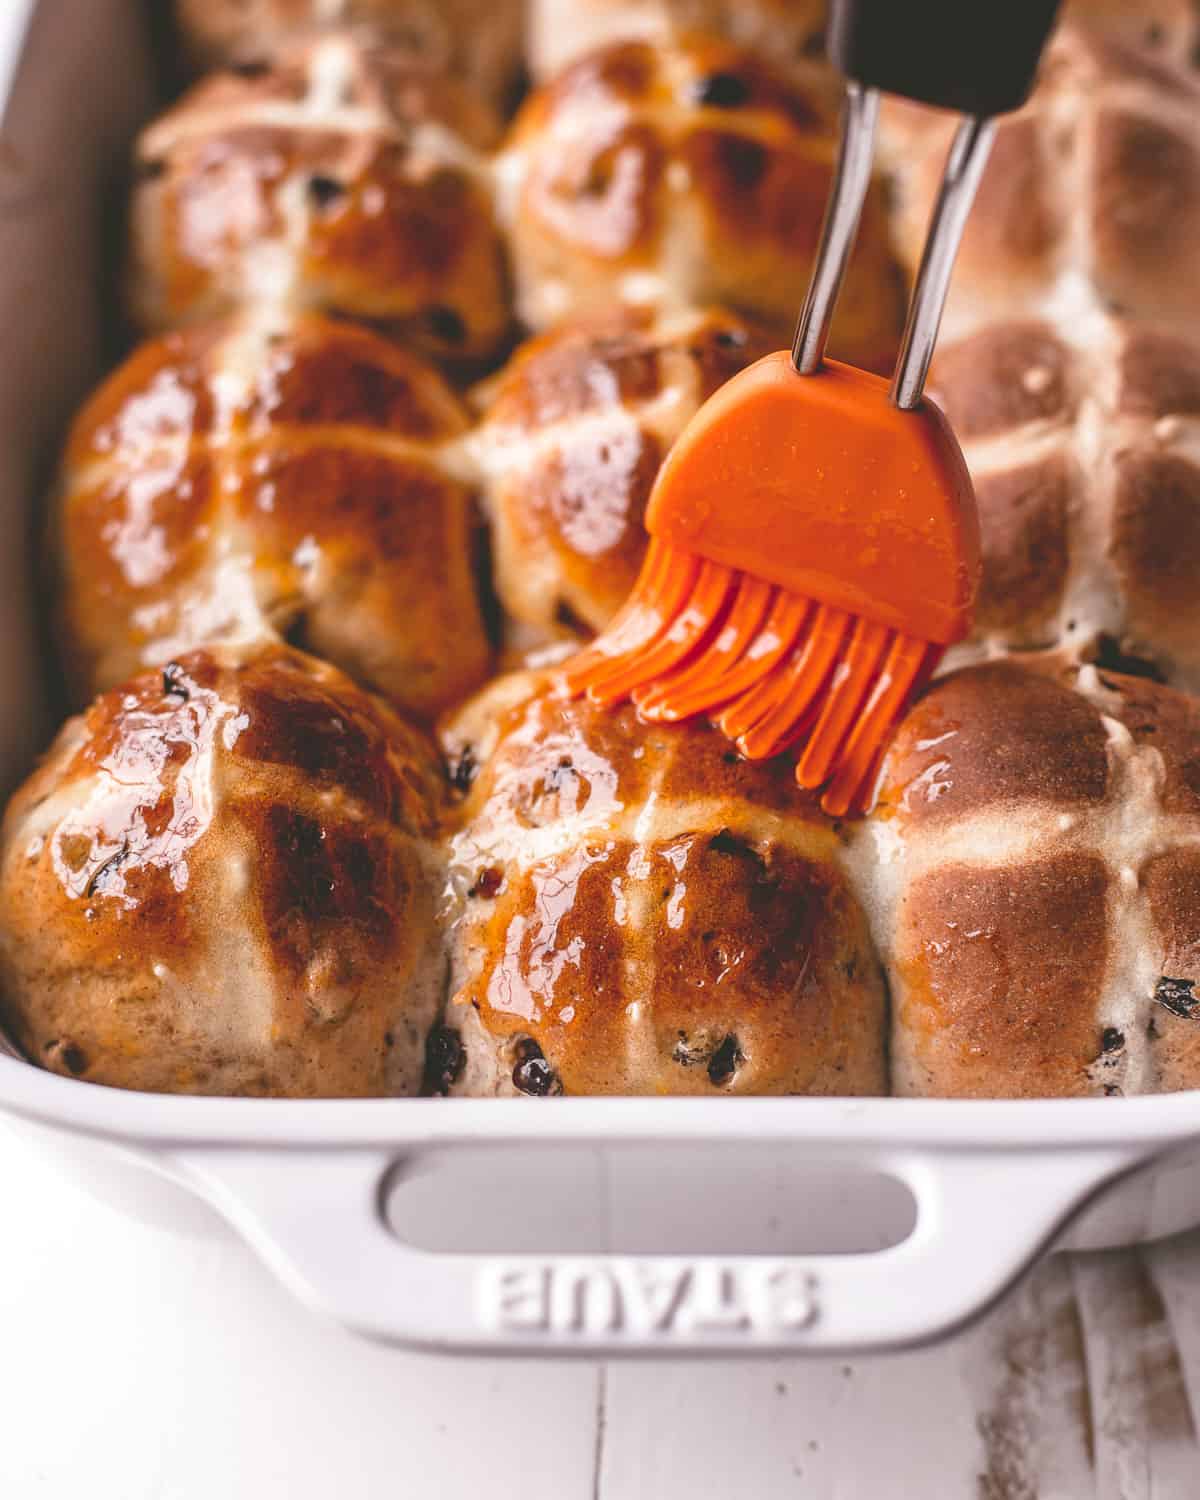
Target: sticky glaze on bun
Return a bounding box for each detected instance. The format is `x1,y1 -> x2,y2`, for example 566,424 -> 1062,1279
470,305 -> 776,641
499,37 -> 900,369
55,311 -> 490,718
0,643 -> 446,1096
436,672 -> 887,1096
129,33 -> 510,364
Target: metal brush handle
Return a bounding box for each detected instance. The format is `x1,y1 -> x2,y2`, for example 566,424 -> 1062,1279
790,89 -> 995,411
889,115 -> 994,410
792,0 -> 1060,406
791,82 -> 880,379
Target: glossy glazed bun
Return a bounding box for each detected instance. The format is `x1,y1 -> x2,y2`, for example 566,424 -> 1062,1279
863,660 -> 1200,1098
500,37 -> 900,369
55,311 -> 490,718
173,0 -> 524,109
129,33 -> 510,364
470,305 -> 775,640
436,672 -> 887,1097
0,643 -> 446,1097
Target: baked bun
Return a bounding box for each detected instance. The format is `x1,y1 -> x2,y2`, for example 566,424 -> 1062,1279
0,643 -> 446,1097
500,37 -> 900,368
129,34 -> 509,364
881,28 -> 1200,340
471,305 -> 775,639
436,672 -> 887,1096
173,0 -> 524,109
927,310 -> 1200,691
864,659 -> 1200,1098
528,0 -> 829,83
55,311 -> 491,718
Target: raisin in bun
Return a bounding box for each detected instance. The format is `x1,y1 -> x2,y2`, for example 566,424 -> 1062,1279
129,33 -> 509,364
880,27 -> 1200,340
0,643 -> 446,1097
54,311 -> 490,719
173,0 -> 524,110
436,672 -> 887,1097
528,0 -> 829,83
470,305 -> 775,641
859,659 -> 1200,1098
499,37 -> 900,369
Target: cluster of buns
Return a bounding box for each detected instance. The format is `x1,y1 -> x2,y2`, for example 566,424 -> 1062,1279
1,0 -> 1198,1102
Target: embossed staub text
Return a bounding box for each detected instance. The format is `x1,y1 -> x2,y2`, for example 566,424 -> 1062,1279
478,1260 -> 819,1340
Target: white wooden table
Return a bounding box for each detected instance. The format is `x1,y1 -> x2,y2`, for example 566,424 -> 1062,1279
1,1125 -> 1197,1498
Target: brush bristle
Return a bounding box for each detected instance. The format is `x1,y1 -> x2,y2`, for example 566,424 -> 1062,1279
561,540 -> 942,815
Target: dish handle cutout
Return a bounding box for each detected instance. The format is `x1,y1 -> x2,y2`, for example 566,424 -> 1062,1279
173,1135 -> 1142,1356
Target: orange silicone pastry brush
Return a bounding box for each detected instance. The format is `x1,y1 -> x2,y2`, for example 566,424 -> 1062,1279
563,0 -> 1061,816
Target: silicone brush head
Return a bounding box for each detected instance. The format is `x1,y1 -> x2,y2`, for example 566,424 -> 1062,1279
561,353 -> 980,816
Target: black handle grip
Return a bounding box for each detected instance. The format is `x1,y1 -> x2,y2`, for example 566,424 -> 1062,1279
828,0 -> 1062,116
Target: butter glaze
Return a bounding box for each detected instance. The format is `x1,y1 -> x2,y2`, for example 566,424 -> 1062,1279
56,312 -> 491,719
0,642 -> 446,1096
440,671 -> 886,1096
129,32 -> 510,363
502,36 -> 900,369
472,305 -> 776,639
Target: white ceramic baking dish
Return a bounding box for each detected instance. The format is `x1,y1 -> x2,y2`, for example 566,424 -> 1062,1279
3,0 -> 1200,1359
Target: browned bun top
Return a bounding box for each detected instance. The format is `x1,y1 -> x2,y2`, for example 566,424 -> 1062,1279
56,311 -> 491,718
471,305 -> 776,639
437,672 -> 887,1097
867,659 -> 1200,1098
926,310 -> 1200,689
501,36 -> 900,370
172,0 -> 525,109
881,27 -> 1200,338
129,32 -> 510,363
0,642 -> 446,1097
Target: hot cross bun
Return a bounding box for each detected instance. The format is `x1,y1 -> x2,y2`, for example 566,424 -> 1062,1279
866,659 -> 1200,1097
436,671 -> 888,1097
499,36 -> 901,370
129,33 -> 510,364
926,310 -> 1200,691
0,643 -> 446,1096
470,305 -> 776,642
54,311 -> 491,719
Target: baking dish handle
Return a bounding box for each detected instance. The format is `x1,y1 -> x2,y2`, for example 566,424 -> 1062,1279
172,1140 -> 1143,1355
